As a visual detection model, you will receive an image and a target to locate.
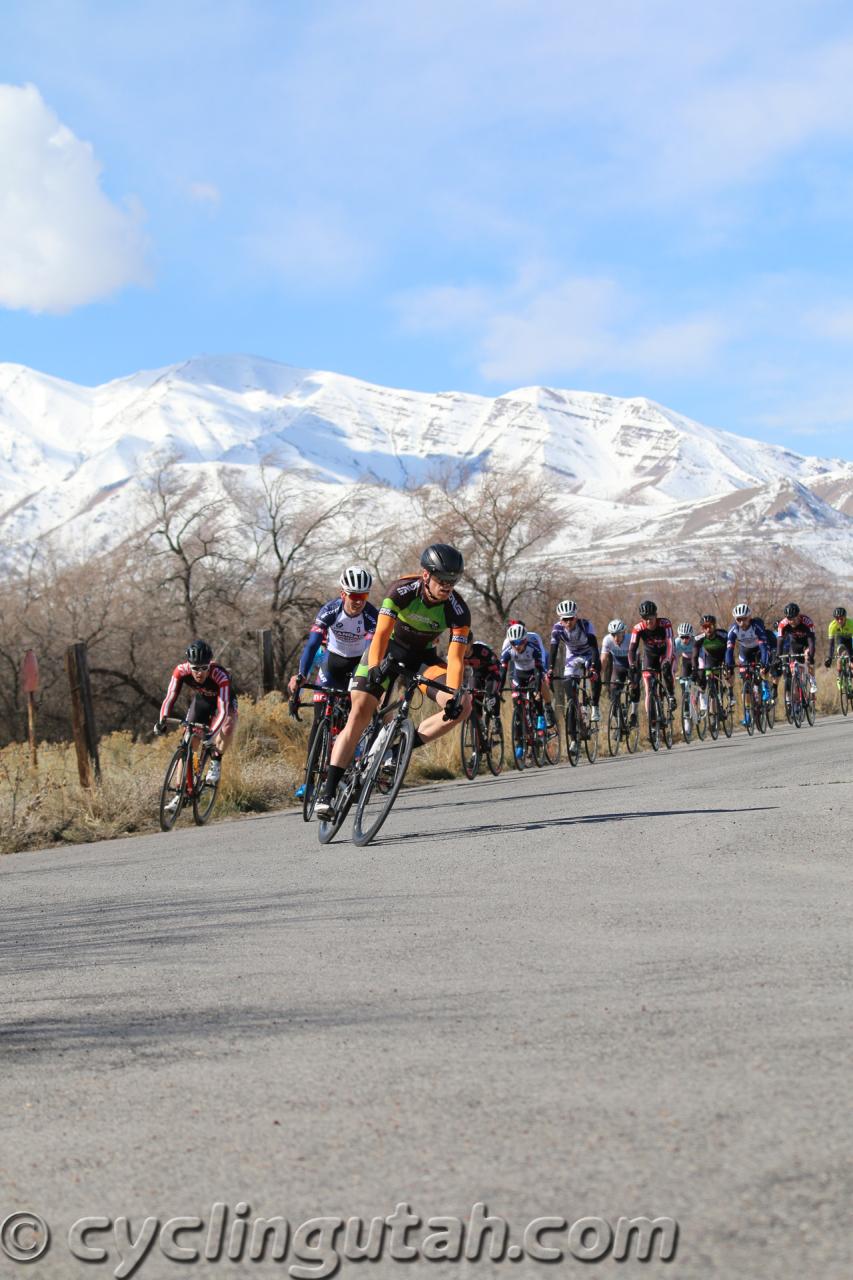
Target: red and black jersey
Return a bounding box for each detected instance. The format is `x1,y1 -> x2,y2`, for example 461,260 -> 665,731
777,615 -> 816,656
465,641 -> 501,689
628,617 -> 675,668
160,662 -> 234,734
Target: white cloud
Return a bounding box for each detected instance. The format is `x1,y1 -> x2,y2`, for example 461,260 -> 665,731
396,266 -> 726,385
0,83 -> 147,313
188,181 -> 221,206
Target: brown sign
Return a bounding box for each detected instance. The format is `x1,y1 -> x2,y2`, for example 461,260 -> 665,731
21,649 -> 39,694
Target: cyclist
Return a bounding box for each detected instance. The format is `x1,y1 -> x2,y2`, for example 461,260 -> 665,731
464,633 -> 502,709
288,566 -> 379,798
499,622 -> 556,725
154,639 -> 237,790
693,614 -> 728,710
628,600 -> 676,716
725,603 -> 769,722
600,618 -> 636,721
549,599 -> 602,724
675,622 -> 695,680
825,606 -> 853,682
313,544 -> 472,821
776,602 -> 817,702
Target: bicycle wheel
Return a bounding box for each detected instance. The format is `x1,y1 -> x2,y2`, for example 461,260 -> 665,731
192,746 -> 219,825
543,718 -> 561,765
765,685 -> 776,729
694,688 -> 707,740
565,701 -> 581,766
839,664 -> 850,716
662,697 -> 674,749
302,720 -> 331,820
681,689 -> 693,744
584,711 -> 599,762
485,710 -> 505,775
648,693 -> 661,751
707,686 -> 719,739
721,686 -> 734,738
784,679 -> 794,723
511,706 -> 526,769
805,681 -> 816,726
791,674 -> 804,727
531,711 -> 545,767
317,725 -> 373,845
742,681 -> 755,735
625,699 -> 640,753
159,745 -> 188,831
460,715 -> 479,780
607,698 -> 622,756
352,717 -> 416,846
754,685 -> 767,734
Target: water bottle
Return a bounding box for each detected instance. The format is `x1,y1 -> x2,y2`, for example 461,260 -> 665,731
536,713 -> 546,730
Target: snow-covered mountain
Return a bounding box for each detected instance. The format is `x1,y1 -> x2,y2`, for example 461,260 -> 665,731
3,354 -> 853,583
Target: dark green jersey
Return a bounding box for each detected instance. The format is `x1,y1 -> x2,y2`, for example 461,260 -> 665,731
379,575 -> 471,654
695,628 -> 727,665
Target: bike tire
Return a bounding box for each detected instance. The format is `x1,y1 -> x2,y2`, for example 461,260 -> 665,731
584,713 -> 599,762
707,688 -> 719,739
485,711 -> 505,775
694,689 -> 707,741
805,685 -> 816,726
839,668 -> 849,716
352,717 -> 416,847
159,745 -> 188,831
663,698 -> 674,749
682,694 -> 693,744
722,687 -> 734,738
648,694 -> 661,751
565,701 -> 581,766
625,703 -> 640,753
607,699 -> 622,756
302,720 -> 331,820
742,681 -> 755,735
460,715 -> 479,780
511,706 -> 526,770
791,675 -> 803,727
755,686 -> 767,734
317,726 -> 372,845
543,720 -> 561,765
531,713 -> 545,767
766,687 -> 776,729
192,746 -> 219,825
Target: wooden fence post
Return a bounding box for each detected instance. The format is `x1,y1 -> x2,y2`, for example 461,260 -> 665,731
21,649 -> 40,772
66,641 -> 101,786
258,628 -> 275,696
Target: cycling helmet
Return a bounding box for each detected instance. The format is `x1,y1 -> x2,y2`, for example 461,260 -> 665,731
339,565 -> 372,593
732,602 -> 750,620
638,600 -> 657,619
556,599 -> 578,619
507,623 -> 526,643
783,601 -> 800,619
186,639 -> 213,666
607,618 -> 626,635
677,621 -> 694,638
833,606 -> 847,619
420,543 -> 464,583
700,613 -> 716,626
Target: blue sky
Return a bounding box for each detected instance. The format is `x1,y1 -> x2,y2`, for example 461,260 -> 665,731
4,0 -> 853,457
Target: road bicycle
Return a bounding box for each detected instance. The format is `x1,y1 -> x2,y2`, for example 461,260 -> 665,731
460,689 -> 505,778
836,649 -> 853,716
640,669 -> 674,751
510,684 -> 545,769
783,654 -> 815,728
318,661 -> 458,848
289,681 -> 351,820
606,681 -> 640,755
158,717 -> 219,831
739,661 -> 767,736
564,667 -> 599,766
679,675 -> 706,744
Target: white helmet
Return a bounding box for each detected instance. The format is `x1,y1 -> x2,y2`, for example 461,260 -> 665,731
607,618 -> 626,635
339,565 -> 373,593
677,621 -> 695,638
556,599 -> 578,618
732,602 -> 750,620
507,622 -> 526,643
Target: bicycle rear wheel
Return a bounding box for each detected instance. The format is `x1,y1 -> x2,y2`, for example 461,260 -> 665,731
460,715 -> 479,780
543,719 -> 561,765
159,745 -> 188,831
565,701 -> 581,766
805,683 -> 816,726
352,718 -> 416,846
303,720 -> 331,820
485,710 -> 505,774
625,701 -> 640,753
192,747 -> 219,825
694,688 -> 707,740
839,664 -> 850,716
607,698 -> 622,756
511,706 -> 526,769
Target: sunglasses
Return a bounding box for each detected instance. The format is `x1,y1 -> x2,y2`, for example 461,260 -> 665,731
429,574 -> 457,588
344,592 -> 369,602
190,664 -> 210,673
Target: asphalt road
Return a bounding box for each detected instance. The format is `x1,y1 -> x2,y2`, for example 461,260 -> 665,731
2,715 -> 851,1280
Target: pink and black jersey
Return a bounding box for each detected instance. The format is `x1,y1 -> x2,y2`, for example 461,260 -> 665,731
160,662 -> 234,734
776,615 -> 816,657
628,618 -> 675,668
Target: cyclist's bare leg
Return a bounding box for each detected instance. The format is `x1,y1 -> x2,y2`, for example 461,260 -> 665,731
328,689 -> 378,769
416,686 -> 472,743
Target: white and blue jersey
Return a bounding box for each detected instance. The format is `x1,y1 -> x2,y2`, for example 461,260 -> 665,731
725,620 -> 769,669
500,631 -> 548,680
549,618 -> 599,679
601,631 -> 630,670
298,598 -> 379,679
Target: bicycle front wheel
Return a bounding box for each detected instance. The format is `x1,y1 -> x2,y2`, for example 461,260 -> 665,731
565,701 -> 581,766
584,715 -> 599,763
707,688 -> 719,739
839,665 -> 850,716
722,686 -> 734,738
662,698 -> 674,749
681,690 -> 693,744
511,706 -> 526,770
805,683 -> 816,726
485,711 -> 505,775
159,745 -> 188,831
460,716 -> 479,780
607,699 -> 622,756
755,685 -> 767,734
766,685 -> 776,729
648,694 -> 661,751
543,718 -> 561,765
352,718 -> 416,846
791,675 -> 804,727
694,689 -> 707,740
303,720 -> 331,820
192,747 -> 219,825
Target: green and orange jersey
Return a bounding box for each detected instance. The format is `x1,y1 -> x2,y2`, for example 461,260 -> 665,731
367,574 -> 471,690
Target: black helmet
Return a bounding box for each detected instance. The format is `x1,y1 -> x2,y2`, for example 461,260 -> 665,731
638,599 -> 658,618
783,602 -> 800,619
186,639 -> 213,665
700,613 -> 716,626
833,606 -> 847,619
420,543 -> 464,583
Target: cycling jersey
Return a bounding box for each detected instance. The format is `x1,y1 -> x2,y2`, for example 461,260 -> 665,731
726,620 -> 769,668
500,632 -> 547,677
628,618 -> 675,669
160,662 -> 235,735
675,637 -> 694,678
776,615 -> 816,659
694,629 -> 727,668
298,597 -> 379,677
600,632 -> 630,667
549,618 -> 599,676
465,641 -> 501,690
358,574 -> 471,693
827,617 -> 853,661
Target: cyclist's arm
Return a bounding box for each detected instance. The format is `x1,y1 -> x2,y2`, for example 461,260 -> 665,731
297,625 -> 326,678
159,666 -> 185,721
365,611 -> 396,667
445,626 -> 470,692
725,627 -> 736,668
208,668 -> 232,735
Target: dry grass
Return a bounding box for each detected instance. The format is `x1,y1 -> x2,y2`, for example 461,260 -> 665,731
1,669 -> 845,857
